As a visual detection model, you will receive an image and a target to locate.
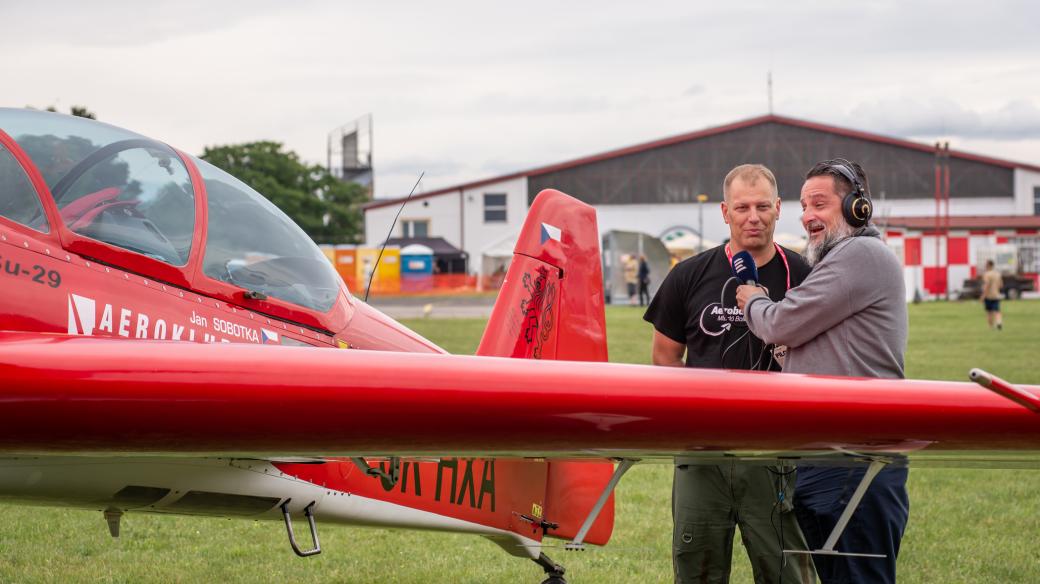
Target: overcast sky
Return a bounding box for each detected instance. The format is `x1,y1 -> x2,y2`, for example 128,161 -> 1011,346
3,1 -> 1039,198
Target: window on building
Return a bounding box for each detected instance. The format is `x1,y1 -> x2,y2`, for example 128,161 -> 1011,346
1034,186 -> 1040,215
484,193 -> 507,222
402,219 -> 429,238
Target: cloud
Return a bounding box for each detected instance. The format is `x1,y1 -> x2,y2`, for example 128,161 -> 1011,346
683,84 -> 706,97
850,98 -> 1040,140
379,156 -> 466,178
466,93 -> 613,116
0,1 -> 298,48
480,158 -> 530,175
7,1 -> 1040,198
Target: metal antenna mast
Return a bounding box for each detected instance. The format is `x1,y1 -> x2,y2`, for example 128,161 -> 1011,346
767,71 -> 774,114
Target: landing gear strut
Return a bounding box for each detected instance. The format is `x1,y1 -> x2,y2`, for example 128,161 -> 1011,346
785,458 -> 890,559
281,499 -> 321,557
103,507 -> 122,537
533,552 -> 566,584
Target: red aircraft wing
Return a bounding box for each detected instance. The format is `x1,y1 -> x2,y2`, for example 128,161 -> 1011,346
0,331 -> 1037,462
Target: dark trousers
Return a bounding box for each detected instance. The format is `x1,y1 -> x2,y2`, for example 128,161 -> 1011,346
794,466 -> 909,584
639,280 -> 650,306
673,462 -> 815,584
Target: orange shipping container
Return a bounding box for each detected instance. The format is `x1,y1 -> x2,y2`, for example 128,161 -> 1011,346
334,245 -> 358,292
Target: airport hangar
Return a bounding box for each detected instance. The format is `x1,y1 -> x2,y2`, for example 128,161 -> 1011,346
362,114 -> 1040,301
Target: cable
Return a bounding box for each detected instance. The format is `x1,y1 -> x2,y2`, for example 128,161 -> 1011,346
766,465 -> 797,584
718,276 -> 783,371
778,475 -> 785,584
719,327 -> 775,371
770,499 -> 783,584
720,327 -> 751,367
720,276 -> 739,306
718,277 -> 752,368
749,341 -> 774,371
364,171 -> 424,302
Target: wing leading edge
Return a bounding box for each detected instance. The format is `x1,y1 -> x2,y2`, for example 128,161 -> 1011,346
1,331 -> 1039,462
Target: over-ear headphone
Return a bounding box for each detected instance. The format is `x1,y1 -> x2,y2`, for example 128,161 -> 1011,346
826,159 -> 873,228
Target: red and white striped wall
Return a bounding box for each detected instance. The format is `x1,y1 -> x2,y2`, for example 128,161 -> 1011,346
883,228 -> 1040,301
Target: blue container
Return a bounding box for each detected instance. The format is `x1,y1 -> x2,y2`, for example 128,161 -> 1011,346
400,244 -> 434,275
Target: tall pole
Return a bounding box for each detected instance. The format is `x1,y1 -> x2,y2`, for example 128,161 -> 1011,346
934,142 -> 942,299
767,71 -> 773,115
697,194 -> 708,253
369,113 -> 375,200
326,130 -> 332,177
943,142 -> 951,301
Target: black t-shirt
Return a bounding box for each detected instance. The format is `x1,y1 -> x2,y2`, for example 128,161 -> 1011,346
644,244 -> 811,370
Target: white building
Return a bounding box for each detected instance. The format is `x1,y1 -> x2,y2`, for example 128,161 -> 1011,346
364,114 -> 1040,298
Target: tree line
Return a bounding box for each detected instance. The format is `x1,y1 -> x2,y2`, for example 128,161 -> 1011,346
200,142 -> 365,244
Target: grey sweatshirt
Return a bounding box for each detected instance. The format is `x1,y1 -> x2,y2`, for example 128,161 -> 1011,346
744,228 -> 908,379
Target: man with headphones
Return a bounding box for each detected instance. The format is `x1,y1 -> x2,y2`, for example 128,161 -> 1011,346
736,159 -> 909,584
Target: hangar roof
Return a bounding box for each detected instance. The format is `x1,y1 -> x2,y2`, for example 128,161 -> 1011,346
365,114 -> 1040,211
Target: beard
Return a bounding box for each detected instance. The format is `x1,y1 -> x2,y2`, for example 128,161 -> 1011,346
805,220 -> 854,266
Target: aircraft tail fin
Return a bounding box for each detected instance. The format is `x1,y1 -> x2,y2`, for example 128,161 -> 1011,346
476,189 -> 607,361
476,189 -> 614,546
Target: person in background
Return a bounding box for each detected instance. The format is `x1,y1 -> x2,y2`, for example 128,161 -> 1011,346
982,259 -> 1004,330
623,254 -> 639,305
638,255 -> 651,307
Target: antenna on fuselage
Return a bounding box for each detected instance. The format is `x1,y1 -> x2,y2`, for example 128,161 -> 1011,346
364,171 -> 425,303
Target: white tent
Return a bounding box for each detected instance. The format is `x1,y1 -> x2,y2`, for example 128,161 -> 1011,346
601,230 -> 671,304
662,232 -> 720,255
774,232 -> 808,253
400,243 -> 434,256
478,232 -> 518,290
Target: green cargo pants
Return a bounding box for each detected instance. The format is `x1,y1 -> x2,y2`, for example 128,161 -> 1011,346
672,461 -> 816,584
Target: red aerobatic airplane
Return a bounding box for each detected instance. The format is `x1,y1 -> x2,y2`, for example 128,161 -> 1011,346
0,108 -> 1038,582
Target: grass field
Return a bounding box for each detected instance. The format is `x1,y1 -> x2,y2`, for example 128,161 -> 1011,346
1,301 -> 1038,582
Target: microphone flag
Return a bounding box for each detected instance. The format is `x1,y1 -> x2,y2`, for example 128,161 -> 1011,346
731,250 -> 759,286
